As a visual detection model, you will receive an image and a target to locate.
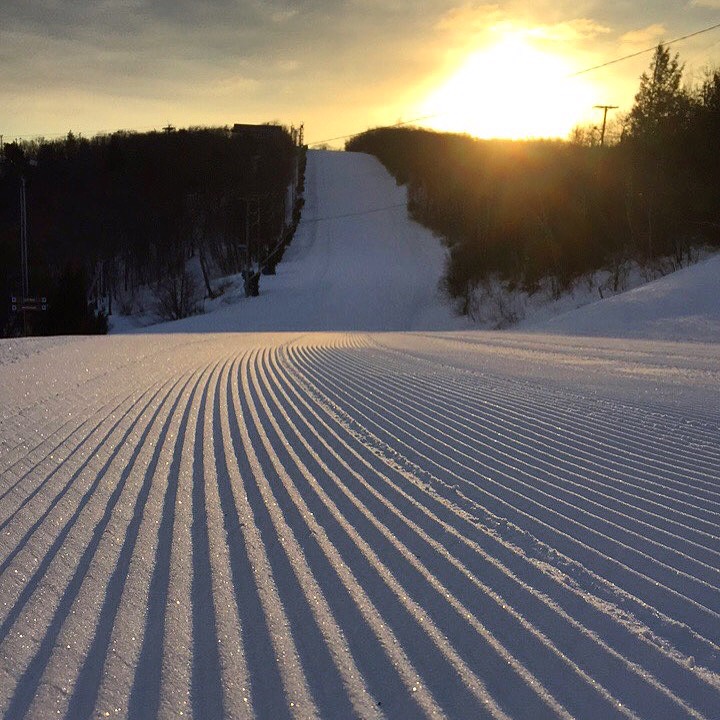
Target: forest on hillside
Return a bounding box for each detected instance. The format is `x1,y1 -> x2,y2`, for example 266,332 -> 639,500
0,124 -> 302,336
347,45 -> 720,315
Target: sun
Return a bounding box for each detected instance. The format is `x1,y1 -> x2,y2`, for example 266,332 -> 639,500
419,32 -> 597,140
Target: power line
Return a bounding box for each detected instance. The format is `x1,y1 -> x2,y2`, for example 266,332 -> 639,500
570,21 -> 720,77
306,115 -> 438,147
302,202 -> 408,223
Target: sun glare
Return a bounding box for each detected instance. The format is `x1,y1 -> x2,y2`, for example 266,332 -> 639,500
420,33 -> 597,140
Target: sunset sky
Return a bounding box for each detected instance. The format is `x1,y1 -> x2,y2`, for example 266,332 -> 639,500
2,1 -> 720,145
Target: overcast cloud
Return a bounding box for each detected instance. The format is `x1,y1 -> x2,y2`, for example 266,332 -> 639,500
1,1 -> 719,142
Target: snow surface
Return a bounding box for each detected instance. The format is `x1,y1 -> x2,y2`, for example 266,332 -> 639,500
1,150 -> 719,719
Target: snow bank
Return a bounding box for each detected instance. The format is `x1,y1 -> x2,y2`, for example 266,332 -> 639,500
525,253 -> 720,342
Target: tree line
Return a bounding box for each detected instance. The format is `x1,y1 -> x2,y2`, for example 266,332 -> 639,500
346,45 -> 720,313
0,124 -> 300,335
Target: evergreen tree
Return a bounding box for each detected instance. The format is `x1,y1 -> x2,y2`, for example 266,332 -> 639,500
627,44 -> 690,141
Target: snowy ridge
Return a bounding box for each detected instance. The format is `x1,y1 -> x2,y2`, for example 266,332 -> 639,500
1,330 -> 719,719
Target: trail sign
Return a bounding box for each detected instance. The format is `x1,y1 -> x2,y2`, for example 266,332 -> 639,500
10,295 -> 47,312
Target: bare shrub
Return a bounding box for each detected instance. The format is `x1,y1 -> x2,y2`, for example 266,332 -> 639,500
153,271 -> 201,321
470,278 -> 527,328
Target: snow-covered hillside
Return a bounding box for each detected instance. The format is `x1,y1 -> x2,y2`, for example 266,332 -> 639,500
1,150 -> 719,719
525,253 -> 720,342
120,150 -> 465,333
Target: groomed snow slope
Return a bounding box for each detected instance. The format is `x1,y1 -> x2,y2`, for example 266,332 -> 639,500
132,150 -> 465,333
1,151 -> 719,720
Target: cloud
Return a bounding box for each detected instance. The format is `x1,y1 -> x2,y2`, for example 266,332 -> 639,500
270,9 -> 299,23
4,0 -> 708,143
619,24 -> 667,48
437,3 -> 609,42
529,18 -> 612,43
436,3 -> 503,31
0,0 -> 458,138
431,1 -> 612,72
203,74 -> 260,98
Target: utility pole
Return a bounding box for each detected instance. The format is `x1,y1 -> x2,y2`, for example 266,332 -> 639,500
20,176 -> 29,300
593,105 -> 618,147
19,175 -> 30,335
14,161 -> 46,334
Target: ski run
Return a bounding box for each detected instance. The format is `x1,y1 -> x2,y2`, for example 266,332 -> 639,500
1,151 -> 719,719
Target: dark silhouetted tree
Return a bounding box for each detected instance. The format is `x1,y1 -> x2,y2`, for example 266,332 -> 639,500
627,44 -> 691,141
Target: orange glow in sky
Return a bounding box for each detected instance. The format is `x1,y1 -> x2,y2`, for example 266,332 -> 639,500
417,31 -> 599,140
